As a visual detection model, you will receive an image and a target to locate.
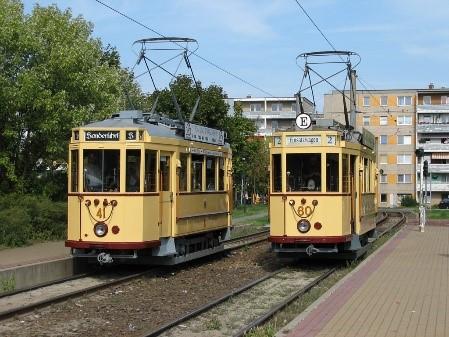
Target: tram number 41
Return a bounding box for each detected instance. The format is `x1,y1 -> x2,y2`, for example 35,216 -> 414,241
96,207 -> 107,219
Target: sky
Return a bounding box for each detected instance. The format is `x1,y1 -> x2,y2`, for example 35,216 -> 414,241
22,0 -> 449,110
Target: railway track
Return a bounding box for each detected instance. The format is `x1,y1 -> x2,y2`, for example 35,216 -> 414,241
136,210 -> 407,337
0,230 -> 269,321
0,211 -> 406,337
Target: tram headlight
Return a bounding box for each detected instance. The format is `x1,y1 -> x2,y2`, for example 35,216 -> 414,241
94,222 -> 108,237
297,219 -> 311,233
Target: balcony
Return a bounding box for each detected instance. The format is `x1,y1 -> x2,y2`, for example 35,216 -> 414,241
416,123 -> 449,133
416,182 -> 449,192
243,111 -> 297,120
416,143 -> 449,151
417,104 -> 449,113
418,165 -> 449,174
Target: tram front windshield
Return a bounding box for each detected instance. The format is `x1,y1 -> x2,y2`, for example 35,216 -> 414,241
286,153 -> 321,191
83,150 -> 120,192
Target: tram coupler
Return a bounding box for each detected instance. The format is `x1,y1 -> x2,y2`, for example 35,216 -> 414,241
97,252 -> 113,265
305,244 -> 319,256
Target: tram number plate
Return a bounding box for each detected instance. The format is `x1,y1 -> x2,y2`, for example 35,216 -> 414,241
286,136 -> 321,146
327,136 -> 336,145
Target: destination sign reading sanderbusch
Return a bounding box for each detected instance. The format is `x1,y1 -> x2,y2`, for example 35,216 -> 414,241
185,122 -> 224,146
85,130 -> 120,141
286,135 -> 321,146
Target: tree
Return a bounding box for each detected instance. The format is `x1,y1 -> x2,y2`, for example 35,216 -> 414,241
145,75 -> 228,128
0,0 -> 142,196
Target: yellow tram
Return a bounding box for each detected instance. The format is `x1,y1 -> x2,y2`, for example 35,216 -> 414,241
268,126 -> 378,258
66,110 -> 232,264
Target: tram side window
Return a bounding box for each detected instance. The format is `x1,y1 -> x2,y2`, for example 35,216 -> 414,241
126,150 -> 141,192
286,154 -> 321,191
363,158 -> 369,193
272,154 -> 281,192
179,153 -> 188,192
71,150 -> 78,192
219,158 -> 225,190
160,155 -> 170,191
191,154 -> 203,191
144,150 -> 157,192
84,150 -> 120,192
342,154 -> 349,193
206,156 -> 216,191
326,153 -> 339,192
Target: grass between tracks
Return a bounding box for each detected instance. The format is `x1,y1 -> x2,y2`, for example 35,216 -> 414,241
244,223 -> 403,337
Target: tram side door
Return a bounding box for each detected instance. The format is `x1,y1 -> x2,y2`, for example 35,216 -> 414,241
350,155 -> 356,234
159,152 -> 173,237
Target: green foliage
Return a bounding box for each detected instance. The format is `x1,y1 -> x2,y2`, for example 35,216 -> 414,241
0,194 -> 67,247
203,317 -> 222,330
400,195 -> 417,207
145,75 -> 229,128
0,275 -> 16,293
0,0 -> 142,196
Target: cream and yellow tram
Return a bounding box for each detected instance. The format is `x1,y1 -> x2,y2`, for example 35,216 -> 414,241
268,127 -> 378,258
66,110 -> 232,264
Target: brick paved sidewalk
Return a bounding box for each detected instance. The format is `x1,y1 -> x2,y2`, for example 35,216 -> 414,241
277,217 -> 449,337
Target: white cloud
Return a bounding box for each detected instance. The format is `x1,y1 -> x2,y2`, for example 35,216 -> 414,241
174,0 -> 285,38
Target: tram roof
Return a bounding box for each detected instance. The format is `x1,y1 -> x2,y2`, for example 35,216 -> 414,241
81,110 -> 230,147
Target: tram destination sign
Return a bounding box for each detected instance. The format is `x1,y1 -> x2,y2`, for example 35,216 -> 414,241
185,122 -> 224,146
85,130 -> 120,141
286,135 -> 321,146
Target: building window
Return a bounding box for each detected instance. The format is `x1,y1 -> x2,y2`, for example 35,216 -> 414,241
271,120 -> 279,130
380,135 -> 388,144
397,115 -> 412,125
399,194 -> 413,204
380,175 -> 387,183
291,103 -> 297,112
397,135 -> 411,145
379,154 -> 387,164
397,96 -> 412,106
442,96 -> 448,105
271,103 -> 283,112
250,103 -> 261,112
397,174 -> 412,183
380,193 -> 387,202
380,95 -> 388,106
380,116 -> 388,125
423,96 -> 431,105
363,96 -> 370,106
397,154 -> 412,164
363,116 -> 370,126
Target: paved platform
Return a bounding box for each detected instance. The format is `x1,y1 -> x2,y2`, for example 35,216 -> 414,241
277,216 -> 449,337
0,241 -> 70,270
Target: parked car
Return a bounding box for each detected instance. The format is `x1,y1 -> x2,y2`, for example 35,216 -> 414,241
438,198 -> 449,209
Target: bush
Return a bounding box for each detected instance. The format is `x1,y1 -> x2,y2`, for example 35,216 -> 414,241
0,207 -> 33,247
0,194 -> 67,247
400,195 -> 417,207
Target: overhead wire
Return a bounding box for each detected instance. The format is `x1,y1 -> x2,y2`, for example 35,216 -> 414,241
94,0 -> 275,97
292,0 -> 395,117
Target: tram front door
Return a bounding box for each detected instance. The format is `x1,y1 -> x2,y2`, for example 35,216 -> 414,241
159,153 -> 173,237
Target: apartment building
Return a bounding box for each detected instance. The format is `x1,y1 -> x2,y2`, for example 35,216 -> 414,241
324,89 -> 416,207
416,87 -> 449,204
227,96 -> 316,136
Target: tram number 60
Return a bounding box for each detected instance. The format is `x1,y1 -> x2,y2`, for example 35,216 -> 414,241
297,205 -> 313,217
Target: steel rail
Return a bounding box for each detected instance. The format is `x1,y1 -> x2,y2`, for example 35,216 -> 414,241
233,268 -> 336,337
141,269 -> 286,337
0,230 -> 269,321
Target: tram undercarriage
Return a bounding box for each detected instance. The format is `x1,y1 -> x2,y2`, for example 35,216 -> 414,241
272,229 -> 378,260
71,228 -> 231,265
